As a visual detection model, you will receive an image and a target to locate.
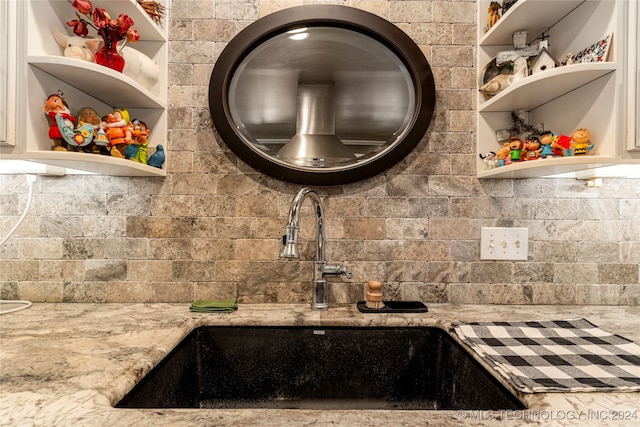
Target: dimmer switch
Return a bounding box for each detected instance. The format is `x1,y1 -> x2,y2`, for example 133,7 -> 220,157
480,227 -> 528,260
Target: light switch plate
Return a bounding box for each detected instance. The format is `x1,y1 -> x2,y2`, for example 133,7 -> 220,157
480,227 -> 528,260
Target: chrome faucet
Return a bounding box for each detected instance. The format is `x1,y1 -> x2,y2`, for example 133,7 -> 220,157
280,187 -> 353,310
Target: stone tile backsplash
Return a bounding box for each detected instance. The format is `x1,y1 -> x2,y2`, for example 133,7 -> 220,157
1,0 -> 638,305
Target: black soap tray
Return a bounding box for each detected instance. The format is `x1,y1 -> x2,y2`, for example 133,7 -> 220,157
357,300 -> 428,313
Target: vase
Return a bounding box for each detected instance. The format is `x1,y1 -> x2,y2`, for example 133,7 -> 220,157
95,29 -> 125,73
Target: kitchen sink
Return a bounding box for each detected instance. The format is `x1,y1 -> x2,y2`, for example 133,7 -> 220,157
116,326 -> 524,410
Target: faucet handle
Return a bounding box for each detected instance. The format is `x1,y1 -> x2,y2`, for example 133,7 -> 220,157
344,268 -> 353,279
323,264 -> 353,279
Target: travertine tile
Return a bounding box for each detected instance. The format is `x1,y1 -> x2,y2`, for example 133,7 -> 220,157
0,1 -> 638,306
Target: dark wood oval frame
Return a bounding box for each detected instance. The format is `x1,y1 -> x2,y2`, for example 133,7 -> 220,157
209,5 -> 436,186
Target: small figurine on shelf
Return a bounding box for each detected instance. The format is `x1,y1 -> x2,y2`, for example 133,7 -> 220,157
486,2 -> 501,32
44,91 -> 77,151
554,134 -> 573,156
508,137 -> 524,163
77,107 -> 103,153
496,142 -> 511,166
147,144 -> 165,169
479,151 -> 498,170
102,108 -> 132,157
522,137 -> 542,161
55,112 -> 95,150
131,120 -> 151,164
94,124 -> 110,155
539,132 -> 555,158
571,128 -> 594,155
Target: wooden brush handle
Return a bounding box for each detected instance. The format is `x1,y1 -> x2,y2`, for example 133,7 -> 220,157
366,280 -> 383,301
367,280 -> 382,292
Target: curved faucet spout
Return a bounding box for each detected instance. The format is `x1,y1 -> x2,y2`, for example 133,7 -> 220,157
279,187 -> 352,310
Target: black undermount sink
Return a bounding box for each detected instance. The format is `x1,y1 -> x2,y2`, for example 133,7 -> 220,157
116,326 -> 524,410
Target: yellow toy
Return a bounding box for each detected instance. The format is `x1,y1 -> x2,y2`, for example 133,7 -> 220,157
571,128 -> 594,155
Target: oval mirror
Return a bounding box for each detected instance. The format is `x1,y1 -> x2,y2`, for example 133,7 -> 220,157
209,5 -> 436,186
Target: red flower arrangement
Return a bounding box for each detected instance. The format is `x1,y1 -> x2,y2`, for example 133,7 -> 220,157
66,0 -> 140,72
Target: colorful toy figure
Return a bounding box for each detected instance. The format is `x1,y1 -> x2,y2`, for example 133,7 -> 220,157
496,142 -> 511,166
539,132 -> 555,158
44,92 -> 76,151
479,151 -> 498,169
508,138 -> 524,163
131,120 -> 151,164
102,109 -> 132,157
571,128 -> 594,155
553,134 -> 572,156
77,107 -> 103,153
522,137 -> 542,161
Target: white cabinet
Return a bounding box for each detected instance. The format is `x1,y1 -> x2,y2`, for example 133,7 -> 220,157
1,0 -> 18,148
1,0 -> 167,176
476,0 -> 639,179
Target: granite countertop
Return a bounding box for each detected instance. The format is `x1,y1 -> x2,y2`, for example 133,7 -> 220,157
1,303 -> 639,426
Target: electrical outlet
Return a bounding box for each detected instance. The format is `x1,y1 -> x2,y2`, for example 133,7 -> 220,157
480,227 -> 528,260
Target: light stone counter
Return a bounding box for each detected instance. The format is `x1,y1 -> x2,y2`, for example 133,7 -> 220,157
1,303 -> 639,426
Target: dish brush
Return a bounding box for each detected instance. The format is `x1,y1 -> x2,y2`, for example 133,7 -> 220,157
365,280 -> 385,309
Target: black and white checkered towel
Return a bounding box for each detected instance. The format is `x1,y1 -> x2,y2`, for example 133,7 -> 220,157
451,319 -> 640,393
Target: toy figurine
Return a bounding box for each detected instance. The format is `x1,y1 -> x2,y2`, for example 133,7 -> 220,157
147,144 -> 165,169
571,128 -> 594,155
55,113 -> 94,149
496,142 -> 511,166
130,120 -> 151,164
522,137 -> 542,161
77,107 -> 103,153
102,109 -> 132,157
44,91 -> 76,151
479,151 -> 498,170
539,132 -> 555,158
554,134 -> 572,156
487,2 -> 501,31
508,137 -> 523,163
94,124 -> 110,155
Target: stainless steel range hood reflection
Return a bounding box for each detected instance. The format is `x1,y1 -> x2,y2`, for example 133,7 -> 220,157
277,84 -> 356,167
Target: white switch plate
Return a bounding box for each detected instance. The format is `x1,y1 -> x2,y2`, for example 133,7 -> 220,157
480,227 -> 528,260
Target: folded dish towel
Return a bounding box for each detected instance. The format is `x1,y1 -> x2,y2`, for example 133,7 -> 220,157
189,298 -> 238,313
452,319 -> 640,393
